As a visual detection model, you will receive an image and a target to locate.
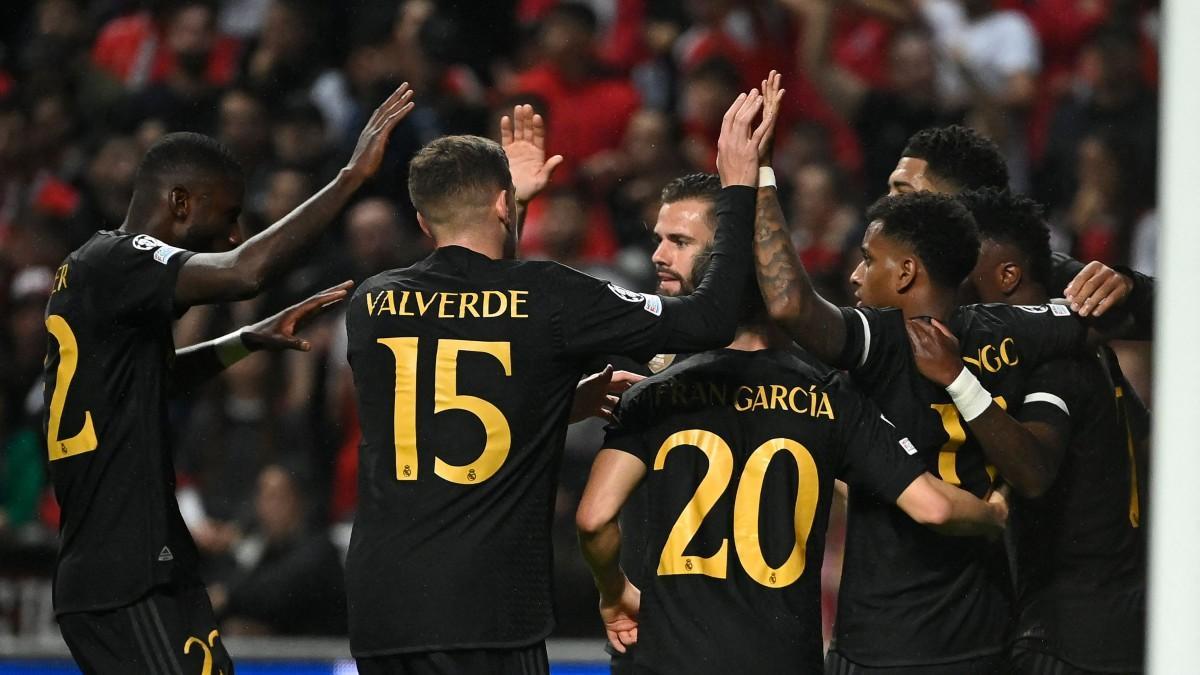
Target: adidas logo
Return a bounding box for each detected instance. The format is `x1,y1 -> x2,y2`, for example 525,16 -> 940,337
158,546 -> 174,562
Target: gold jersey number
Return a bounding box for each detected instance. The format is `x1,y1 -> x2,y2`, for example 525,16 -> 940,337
654,429 -> 820,588
45,315 -> 98,461
377,338 -> 512,484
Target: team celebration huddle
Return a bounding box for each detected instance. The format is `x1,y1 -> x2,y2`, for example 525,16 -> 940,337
41,43 -> 1151,675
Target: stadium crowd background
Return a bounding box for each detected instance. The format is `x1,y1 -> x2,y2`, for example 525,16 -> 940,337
0,0 -> 1160,640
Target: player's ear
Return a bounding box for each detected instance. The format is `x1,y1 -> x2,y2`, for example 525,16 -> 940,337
896,256 -> 917,294
493,188 -> 511,228
168,186 -> 190,222
415,212 -> 433,239
999,261 -> 1022,296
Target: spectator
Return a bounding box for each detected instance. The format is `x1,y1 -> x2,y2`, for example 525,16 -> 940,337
787,161 -> 861,305
213,464 -> 347,636
511,2 -> 641,183
791,0 -> 964,199
91,0 -> 240,91
1037,28 -> 1157,217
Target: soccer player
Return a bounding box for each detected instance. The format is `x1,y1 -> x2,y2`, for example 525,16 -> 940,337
753,185 -> 1095,672
574,266 -> 1008,675
43,84 -> 415,674
943,188 -> 1145,674
344,92 -> 771,673
887,124 -> 1154,328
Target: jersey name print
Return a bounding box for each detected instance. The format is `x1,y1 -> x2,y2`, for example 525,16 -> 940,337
603,349 -> 923,675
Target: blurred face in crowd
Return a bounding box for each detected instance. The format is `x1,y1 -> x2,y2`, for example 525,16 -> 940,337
652,198 -> 715,296
87,136 -> 140,221
1076,135 -> 1120,192
347,198 -> 403,273
850,220 -> 911,309
623,110 -> 675,172
263,170 -> 312,224
683,73 -> 739,133
542,192 -> 589,261
219,91 -> 269,159
685,0 -> 735,24
167,3 -> 215,77
888,33 -> 936,102
262,0 -> 311,59
539,12 -> 595,72
255,466 -> 304,543
792,164 -> 839,230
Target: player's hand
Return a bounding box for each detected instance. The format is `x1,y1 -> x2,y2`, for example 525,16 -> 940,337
906,317 -> 963,388
715,89 -> 768,187
502,104 -> 564,205
985,483 -> 1011,536
600,579 -> 641,654
757,70 -> 786,167
571,365 -> 645,424
242,281 -> 354,352
1063,261 -> 1132,317
343,83 -> 415,186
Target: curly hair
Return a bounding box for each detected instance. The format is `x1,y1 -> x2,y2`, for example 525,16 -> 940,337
866,192 -> 980,289
902,126 -> 1009,193
956,188 -> 1052,287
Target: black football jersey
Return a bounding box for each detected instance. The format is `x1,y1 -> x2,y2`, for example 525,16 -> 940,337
831,302 -> 1088,665
344,244 -> 743,655
603,349 -> 925,675
42,231 -> 200,614
1011,350 -> 1146,670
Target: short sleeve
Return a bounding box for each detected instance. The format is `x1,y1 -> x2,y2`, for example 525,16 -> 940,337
834,386 -> 926,502
552,265 -> 666,363
836,306 -> 909,380
91,233 -> 193,320
1015,359 -> 1076,434
601,381 -> 656,465
992,304 -> 1088,367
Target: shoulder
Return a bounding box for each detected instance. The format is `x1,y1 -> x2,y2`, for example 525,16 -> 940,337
78,231 -> 187,268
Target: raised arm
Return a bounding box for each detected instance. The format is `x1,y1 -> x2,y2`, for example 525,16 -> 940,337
174,85 -> 415,307
652,89 -> 771,351
576,449 -> 647,654
907,318 -> 1069,498
752,73 -> 847,364
501,104 -> 564,235
172,282 -> 352,393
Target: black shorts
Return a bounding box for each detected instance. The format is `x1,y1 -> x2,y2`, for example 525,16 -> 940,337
825,648 -> 1006,675
356,642 -> 549,675
58,584 -> 232,675
1010,638 -> 1143,675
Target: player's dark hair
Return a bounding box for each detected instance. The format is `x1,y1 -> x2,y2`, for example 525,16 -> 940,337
866,192 -> 980,289
957,188 -> 1052,287
902,126 -> 1009,192
407,135 -> 511,226
134,132 -> 243,190
661,173 -> 722,206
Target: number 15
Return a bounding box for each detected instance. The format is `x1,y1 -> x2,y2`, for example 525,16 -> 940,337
377,338 -> 512,485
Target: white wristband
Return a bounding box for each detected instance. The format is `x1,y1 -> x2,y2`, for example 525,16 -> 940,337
758,166 -> 777,188
945,368 -> 993,422
215,329 -> 251,367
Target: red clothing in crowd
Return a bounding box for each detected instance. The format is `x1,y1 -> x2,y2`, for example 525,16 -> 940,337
91,12 -> 240,89
511,64 -> 641,184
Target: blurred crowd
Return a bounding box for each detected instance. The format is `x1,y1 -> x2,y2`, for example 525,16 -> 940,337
0,0 -> 1160,638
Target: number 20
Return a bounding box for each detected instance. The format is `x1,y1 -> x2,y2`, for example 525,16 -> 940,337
377,338 -> 512,484
655,429 -> 820,588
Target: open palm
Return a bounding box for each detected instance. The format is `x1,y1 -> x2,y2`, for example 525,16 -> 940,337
501,104 -> 564,204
